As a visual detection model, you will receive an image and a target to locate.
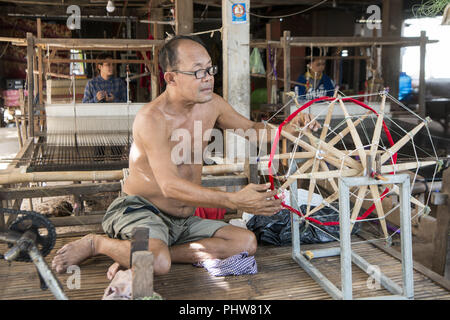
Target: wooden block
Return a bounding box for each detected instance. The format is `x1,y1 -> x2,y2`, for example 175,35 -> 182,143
130,227 -> 149,257
132,251 -> 154,299
130,227 -> 154,299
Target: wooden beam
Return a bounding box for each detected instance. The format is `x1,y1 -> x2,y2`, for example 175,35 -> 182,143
418,31 -> 427,119
175,0 -> 193,35
26,32 -> 35,138
49,214 -> 104,227
0,182 -> 122,200
266,23 -> 273,104
34,38 -> 163,50
282,30 -> 291,118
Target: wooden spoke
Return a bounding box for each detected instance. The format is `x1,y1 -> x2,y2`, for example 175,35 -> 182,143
319,161 -> 339,192
319,96 -> 338,141
267,123 -> 362,170
304,191 -> 340,218
350,185 -> 368,232
289,160 -> 436,180
338,99 -> 367,172
391,184 -> 426,209
380,117 -> 431,165
301,131 -> 362,170
260,152 -> 315,160
328,111 -> 371,146
369,95 -> 386,168
305,159 -> 320,216
369,184 -> 389,238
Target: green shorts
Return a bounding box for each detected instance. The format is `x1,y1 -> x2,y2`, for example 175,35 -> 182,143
102,195 -> 229,246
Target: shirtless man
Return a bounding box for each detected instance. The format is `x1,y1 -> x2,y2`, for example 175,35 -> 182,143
51,35 -> 319,278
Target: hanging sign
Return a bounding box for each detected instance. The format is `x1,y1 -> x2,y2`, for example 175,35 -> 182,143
231,3 -> 247,24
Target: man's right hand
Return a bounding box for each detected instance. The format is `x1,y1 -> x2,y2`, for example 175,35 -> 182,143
229,183 -> 283,216
96,91 -> 106,102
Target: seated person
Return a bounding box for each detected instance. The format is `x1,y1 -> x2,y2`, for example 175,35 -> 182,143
51,35 -> 320,278
294,49 -> 335,100
82,53 -> 127,103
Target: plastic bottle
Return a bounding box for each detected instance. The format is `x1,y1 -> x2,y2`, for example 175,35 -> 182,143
399,71 -> 412,101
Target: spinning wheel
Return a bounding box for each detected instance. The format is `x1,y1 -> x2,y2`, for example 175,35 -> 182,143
261,91 -> 439,241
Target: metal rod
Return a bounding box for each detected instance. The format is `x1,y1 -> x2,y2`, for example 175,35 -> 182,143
290,179 -> 300,257
399,175 -> 414,299
292,252 -> 343,300
351,251 -> 403,295
339,178 -> 353,300
28,245 -> 68,300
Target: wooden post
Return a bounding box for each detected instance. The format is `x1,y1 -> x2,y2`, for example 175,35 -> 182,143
418,30 -> 427,120
130,227 -> 154,299
150,0 -> 163,100
431,168 -> 450,275
222,0 -> 251,162
175,0 -> 193,35
382,0 -> 402,104
15,116 -> 23,148
37,19 -> 43,105
0,202 -> 5,231
282,30 -> 291,118
26,32 -> 35,138
266,23 -> 273,104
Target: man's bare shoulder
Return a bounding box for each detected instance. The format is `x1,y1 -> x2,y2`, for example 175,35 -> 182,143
134,97 -> 168,136
210,92 -> 227,107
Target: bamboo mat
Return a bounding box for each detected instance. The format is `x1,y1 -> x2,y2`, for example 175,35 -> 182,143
1,235 -> 449,300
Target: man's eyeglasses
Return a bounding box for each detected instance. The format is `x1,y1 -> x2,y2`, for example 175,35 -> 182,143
172,65 -> 218,79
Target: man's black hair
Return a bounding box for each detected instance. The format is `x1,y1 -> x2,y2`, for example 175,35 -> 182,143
158,35 -> 208,72
97,52 -> 114,64
305,47 -> 325,62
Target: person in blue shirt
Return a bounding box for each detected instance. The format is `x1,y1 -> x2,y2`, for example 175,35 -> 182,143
294,54 -> 335,100
82,53 -> 127,103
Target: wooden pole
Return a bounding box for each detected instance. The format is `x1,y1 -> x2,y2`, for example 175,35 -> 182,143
418,31 -> 427,120
175,0 -> 193,35
266,23 -> 273,104
26,32 -> 35,138
0,161 -> 270,185
282,30 -> 291,118
37,19 -> 43,105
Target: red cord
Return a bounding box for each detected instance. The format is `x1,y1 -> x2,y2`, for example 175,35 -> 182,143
268,96 -> 397,226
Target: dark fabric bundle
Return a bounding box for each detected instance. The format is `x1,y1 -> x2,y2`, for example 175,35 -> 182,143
246,205 -> 360,246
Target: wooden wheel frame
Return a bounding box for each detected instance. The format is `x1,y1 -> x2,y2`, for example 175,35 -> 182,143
265,91 -> 437,240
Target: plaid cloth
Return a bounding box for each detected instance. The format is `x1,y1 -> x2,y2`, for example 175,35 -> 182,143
82,75 -> 127,103
194,252 -> 257,276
